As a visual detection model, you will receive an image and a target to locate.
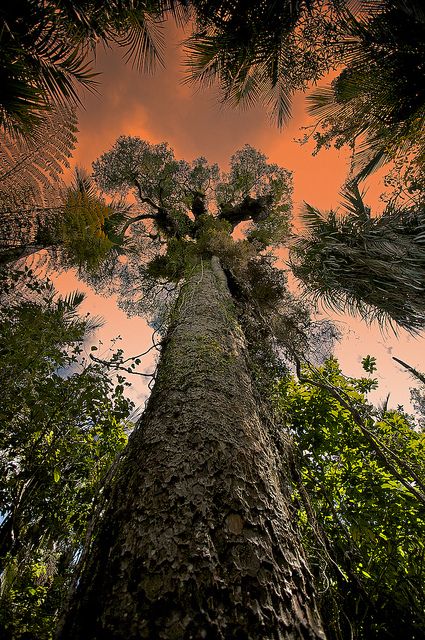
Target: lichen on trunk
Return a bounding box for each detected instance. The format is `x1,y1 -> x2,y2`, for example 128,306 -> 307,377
58,257 -> 326,639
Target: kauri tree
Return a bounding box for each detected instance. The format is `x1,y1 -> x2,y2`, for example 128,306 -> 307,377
57,137 -> 330,638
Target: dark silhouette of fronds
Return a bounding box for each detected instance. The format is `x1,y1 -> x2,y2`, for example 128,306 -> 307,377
184,0 -> 341,127
290,183 -> 425,331
307,0 -> 425,180
0,0 -> 189,137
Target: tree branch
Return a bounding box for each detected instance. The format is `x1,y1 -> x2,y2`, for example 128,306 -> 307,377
393,356 -> 425,385
133,179 -> 162,212
89,353 -> 156,378
120,213 -> 157,236
218,194 -> 273,229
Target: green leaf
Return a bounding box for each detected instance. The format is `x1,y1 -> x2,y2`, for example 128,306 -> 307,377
361,355 -> 377,374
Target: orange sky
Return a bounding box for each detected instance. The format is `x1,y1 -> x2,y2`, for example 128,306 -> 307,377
55,21 -> 424,412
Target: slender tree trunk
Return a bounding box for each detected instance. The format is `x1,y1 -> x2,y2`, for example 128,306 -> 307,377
58,257 -> 326,639
0,243 -> 49,265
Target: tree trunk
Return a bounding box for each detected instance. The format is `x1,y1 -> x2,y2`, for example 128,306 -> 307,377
58,257 -> 326,639
0,243 -> 48,265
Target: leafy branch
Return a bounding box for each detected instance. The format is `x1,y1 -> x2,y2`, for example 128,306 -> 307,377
294,356 -> 425,507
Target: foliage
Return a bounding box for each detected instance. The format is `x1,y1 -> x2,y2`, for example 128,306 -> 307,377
381,148 -> 425,208
90,136 -> 340,400
59,188 -> 114,270
55,168 -> 128,272
0,0 -> 94,137
0,104 -> 77,206
90,138 -> 294,319
275,357 -> 425,639
306,0 -> 425,181
412,386 -> 425,431
184,0 -> 344,126
92,137 -> 292,246
290,183 -> 425,331
90,136 -> 340,404
0,160 -> 130,272
393,357 -> 425,431
0,271 -> 134,639
0,0 -> 187,137
216,145 -> 292,205
93,136 -> 221,220
216,144 -> 292,245
0,104 -> 77,264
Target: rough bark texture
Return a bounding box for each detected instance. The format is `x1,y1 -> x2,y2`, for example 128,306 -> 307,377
58,257 -> 326,639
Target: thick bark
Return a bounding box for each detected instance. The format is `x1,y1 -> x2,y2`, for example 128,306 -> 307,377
58,257 -> 326,639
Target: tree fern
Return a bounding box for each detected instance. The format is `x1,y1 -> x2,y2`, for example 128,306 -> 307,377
0,104 -> 77,206
0,105 -> 77,261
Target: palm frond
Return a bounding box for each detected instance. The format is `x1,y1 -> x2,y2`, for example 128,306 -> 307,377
71,167 -> 98,200
56,288 -> 103,332
0,0 -> 182,138
184,1 -> 339,127
57,290 -> 86,312
352,139 -> 391,181
30,21 -> 99,101
115,8 -> 166,73
307,0 -> 425,179
307,85 -> 341,118
300,202 -> 326,229
183,30 -> 236,88
339,182 -> 370,219
264,66 -> 293,128
290,191 -> 425,332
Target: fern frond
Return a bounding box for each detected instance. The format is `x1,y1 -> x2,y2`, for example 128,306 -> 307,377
290,193 -> 425,332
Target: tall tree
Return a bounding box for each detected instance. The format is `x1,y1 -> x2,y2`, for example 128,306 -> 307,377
57,137 -> 329,638
290,183 -> 425,331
